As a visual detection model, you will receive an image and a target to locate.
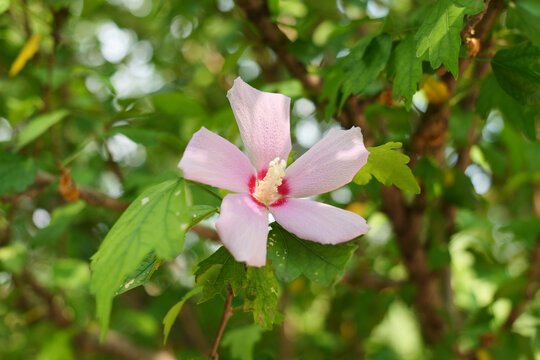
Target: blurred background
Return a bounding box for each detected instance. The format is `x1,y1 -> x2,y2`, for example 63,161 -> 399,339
1,0 -> 539,359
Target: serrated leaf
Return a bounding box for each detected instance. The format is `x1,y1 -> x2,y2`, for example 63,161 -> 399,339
244,265 -> 281,329
392,35 -> 423,109
353,142 -> 420,194
15,110 -> 69,151
507,0 -> 540,47
267,223 -> 358,285
491,43 -> 540,105
222,324 -> 264,360
476,74 -> 537,140
0,151 -> 37,196
162,286 -> 203,344
415,0 -> 466,77
90,179 -> 190,338
115,252 -> 161,295
194,246 -> 246,302
341,34 -> 392,107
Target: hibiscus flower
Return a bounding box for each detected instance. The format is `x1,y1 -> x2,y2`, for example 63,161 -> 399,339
178,77 -> 371,267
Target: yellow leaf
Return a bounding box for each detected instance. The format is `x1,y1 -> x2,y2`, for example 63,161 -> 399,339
475,348 -> 491,360
345,202 -> 366,217
9,34 -> 42,77
422,75 -> 449,104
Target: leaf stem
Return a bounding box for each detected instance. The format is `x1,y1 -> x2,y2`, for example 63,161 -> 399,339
210,286 -> 234,359
186,180 -> 223,201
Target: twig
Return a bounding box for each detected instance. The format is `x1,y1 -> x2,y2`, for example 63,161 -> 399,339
0,171 -> 128,211
210,286 -> 234,359
235,0 -> 321,93
504,237 -> 540,329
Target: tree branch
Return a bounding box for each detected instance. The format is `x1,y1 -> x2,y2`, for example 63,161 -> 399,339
210,286 -> 234,359
504,236 -> 540,329
235,0 -> 321,93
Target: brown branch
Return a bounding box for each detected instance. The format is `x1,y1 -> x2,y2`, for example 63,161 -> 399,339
192,224 -> 220,242
504,237 -> 540,329
0,171 -> 128,211
210,286 -> 234,359
235,0 -> 321,93
20,268 -> 72,327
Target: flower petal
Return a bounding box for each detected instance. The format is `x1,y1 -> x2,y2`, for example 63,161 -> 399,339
227,77 -> 291,172
285,127 -> 369,198
270,198 -> 370,244
215,194 -> 270,267
178,127 -> 255,193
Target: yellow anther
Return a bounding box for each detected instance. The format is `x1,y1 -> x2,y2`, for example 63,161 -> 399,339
253,157 -> 286,205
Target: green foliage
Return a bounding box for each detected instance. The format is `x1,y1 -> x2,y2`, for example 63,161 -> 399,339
1,0 -> 539,359
33,201 -> 86,245
491,43 -> 540,105
0,0 -> 9,14
90,179 -> 190,337
115,252 -> 161,295
268,223 -> 358,285
14,110 -> 69,151
0,151 -> 37,195
162,286 -> 202,344
222,324 -> 264,360
392,35 -> 423,109
415,0 -> 466,77
0,242 -> 27,274
194,246 -> 247,302
476,74 -> 537,139
341,34 -> 392,107
244,265 -> 281,329
507,0 -> 540,47
353,142 -> 420,194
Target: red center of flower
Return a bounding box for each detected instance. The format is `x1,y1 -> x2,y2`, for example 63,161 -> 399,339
248,158 -> 289,207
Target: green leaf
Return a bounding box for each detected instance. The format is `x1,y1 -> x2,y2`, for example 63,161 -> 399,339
507,0 -> 540,47
0,242 -> 27,274
0,151 -> 37,196
244,265 -> 281,329
451,0 -> 485,14
222,324 -> 264,360
476,74 -> 537,140
115,252 -> 161,295
0,0 -> 10,14
267,223 -> 358,285
491,43 -> 540,105
15,109 -> 69,151
341,34 -> 392,107
162,286 -> 203,344
33,201 -> 86,245
194,246 -> 247,302
353,142 -> 420,194
187,205 -> 219,228
90,179 -> 190,338
415,0 -> 466,77
392,35 -> 423,109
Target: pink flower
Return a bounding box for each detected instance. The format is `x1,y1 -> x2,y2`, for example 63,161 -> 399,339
178,77 -> 371,267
